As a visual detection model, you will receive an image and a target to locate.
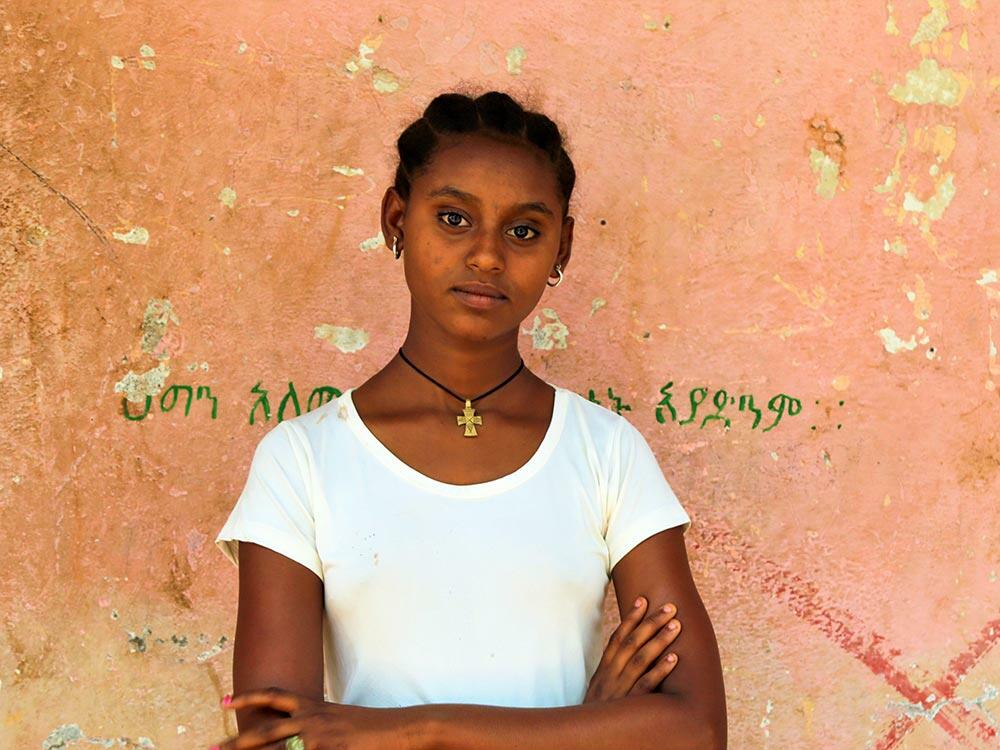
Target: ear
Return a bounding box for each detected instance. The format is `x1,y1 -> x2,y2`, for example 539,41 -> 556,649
380,186 -> 406,248
556,214 -> 574,272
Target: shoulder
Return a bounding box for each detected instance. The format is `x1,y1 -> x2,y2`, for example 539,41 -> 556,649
557,385 -> 635,454
257,389 -> 354,456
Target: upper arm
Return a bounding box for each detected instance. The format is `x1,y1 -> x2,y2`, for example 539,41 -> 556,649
611,526 -> 727,739
233,542 -> 325,731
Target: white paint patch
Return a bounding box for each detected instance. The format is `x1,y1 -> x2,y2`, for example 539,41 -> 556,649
888,683 -> 998,722
218,186 -> 237,208
976,269 -> 998,286
888,58 -> 965,108
372,67 -> 399,93
878,327 -> 918,353
112,226 -> 149,245
359,231 -> 385,253
333,165 -> 364,176
590,298 -> 606,316
903,173 -> 956,220
883,237 -> 908,256
139,43 -> 155,70
520,308 -> 569,350
315,324 -> 370,353
910,0 -> 948,46
506,46 -> 526,75
43,725 -> 156,750
114,362 -> 171,402
287,209 -> 300,217
110,55 -> 125,69
809,148 -> 840,199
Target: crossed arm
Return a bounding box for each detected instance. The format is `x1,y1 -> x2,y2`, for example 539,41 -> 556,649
229,526 -> 726,749
401,525 -> 727,749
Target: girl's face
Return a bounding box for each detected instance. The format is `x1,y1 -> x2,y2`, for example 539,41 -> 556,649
383,132 -> 573,342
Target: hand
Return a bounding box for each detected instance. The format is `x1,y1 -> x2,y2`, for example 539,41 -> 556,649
583,596 -> 682,703
212,687 -> 416,750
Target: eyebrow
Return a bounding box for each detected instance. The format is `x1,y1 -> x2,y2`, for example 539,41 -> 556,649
426,185 -> 554,218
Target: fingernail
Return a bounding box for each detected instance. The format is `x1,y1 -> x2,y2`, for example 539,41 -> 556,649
221,694 -> 231,706
210,745 -> 220,750
634,597 -> 644,608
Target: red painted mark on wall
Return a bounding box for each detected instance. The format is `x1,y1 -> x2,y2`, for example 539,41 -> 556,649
692,519 -> 998,748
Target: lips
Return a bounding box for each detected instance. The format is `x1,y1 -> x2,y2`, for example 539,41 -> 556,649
451,283 -> 506,299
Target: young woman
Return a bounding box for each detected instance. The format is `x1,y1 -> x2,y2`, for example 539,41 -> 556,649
213,90 -> 727,750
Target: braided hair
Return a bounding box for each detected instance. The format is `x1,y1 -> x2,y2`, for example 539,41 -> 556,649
392,90 -> 576,218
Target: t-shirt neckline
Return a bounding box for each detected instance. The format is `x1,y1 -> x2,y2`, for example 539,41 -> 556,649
341,383 -> 568,498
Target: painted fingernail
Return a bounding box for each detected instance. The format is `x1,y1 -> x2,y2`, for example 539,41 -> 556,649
661,603 -> 674,613
221,694 -> 231,706
210,745 -> 220,750
634,597 -> 644,608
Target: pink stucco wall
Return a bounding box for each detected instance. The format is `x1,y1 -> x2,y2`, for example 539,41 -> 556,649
1,1 -> 997,748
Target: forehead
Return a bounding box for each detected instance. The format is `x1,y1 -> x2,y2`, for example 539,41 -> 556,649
414,133 -> 561,205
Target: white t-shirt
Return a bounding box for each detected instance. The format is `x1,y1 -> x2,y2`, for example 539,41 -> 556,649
215,383 -> 691,708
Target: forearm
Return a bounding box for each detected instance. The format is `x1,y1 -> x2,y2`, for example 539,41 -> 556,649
402,692 -> 721,750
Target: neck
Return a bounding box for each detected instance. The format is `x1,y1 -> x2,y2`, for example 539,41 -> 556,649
396,332 -> 526,404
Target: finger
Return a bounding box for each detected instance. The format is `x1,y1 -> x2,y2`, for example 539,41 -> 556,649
617,615 -> 680,686
608,602 -> 677,673
223,688 -> 301,715
601,596 -> 649,664
216,717 -> 302,750
628,651 -> 679,696
631,617 -> 681,671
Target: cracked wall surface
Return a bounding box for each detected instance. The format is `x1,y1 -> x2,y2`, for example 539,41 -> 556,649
0,1 -> 998,748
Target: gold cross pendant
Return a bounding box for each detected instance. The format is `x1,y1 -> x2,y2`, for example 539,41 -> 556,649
456,398 -> 483,437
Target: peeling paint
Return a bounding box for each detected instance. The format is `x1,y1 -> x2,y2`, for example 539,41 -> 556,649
910,0 -> 949,46
885,1 -> 900,35
520,308 -> 569,350
112,226 -> 149,245
218,186 -> 237,208
506,46 -> 526,75
372,67 -> 399,93
883,237 -> 908,256
878,327 -> 918,353
887,683 -> 998,725
888,58 -> 969,108
315,324 -> 370,353
360,230 -> 385,253
141,298 -> 181,359
590,298 -> 606,316
808,148 -> 840,199
42,724 -> 156,750
902,172 -> 956,221
113,363 -> 171,403
976,269 -> 998,287
333,165 -> 364,176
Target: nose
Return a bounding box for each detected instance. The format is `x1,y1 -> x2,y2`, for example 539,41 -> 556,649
464,229 -> 506,272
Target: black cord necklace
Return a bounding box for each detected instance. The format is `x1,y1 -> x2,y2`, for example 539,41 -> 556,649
397,346 -> 525,437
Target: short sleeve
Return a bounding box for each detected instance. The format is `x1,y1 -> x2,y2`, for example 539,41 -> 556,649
214,420 -> 324,581
604,417 -> 691,574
